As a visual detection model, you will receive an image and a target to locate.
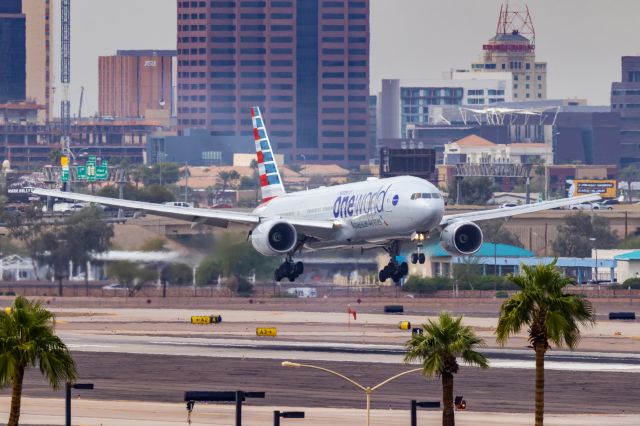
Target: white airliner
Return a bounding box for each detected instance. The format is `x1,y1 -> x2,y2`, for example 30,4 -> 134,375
34,107 -> 600,283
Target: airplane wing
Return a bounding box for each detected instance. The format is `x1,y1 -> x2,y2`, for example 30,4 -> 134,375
32,189 -> 336,234
440,194 -> 601,226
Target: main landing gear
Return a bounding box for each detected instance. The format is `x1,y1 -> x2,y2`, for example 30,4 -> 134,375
274,254 -> 304,282
379,241 -> 408,285
410,232 -> 428,265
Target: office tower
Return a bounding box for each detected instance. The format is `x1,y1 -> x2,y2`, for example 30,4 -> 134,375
612,56 -> 640,167
177,0 -> 370,165
0,0 -> 26,103
99,50 -> 175,119
23,0 -> 53,122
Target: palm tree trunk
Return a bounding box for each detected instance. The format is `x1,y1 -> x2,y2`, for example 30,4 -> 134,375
8,365 -> 25,426
535,343 -> 545,426
442,372 -> 455,426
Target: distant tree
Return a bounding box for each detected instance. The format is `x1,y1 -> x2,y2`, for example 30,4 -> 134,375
37,228 -> 71,295
552,212 -> 619,257
480,220 -> 523,248
2,203 -> 45,279
35,206 -> 114,295
452,257 -> 483,289
139,163 -> 181,186
139,237 -> 167,252
0,297 -> 77,426
239,176 -> 258,190
97,183 -> 175,203
106,261 -> 157,296
447,177 -> 497,205
217,170 -> 241,197
65,206 -> 114,293
163,263 -> 193,285
195,256 -> 223,286
619,165 -> 639,202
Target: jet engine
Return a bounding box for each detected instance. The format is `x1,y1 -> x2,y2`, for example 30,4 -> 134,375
250,220 -> 298,256
440,221 -> 483,256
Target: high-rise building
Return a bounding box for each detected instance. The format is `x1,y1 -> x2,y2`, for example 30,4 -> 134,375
176,0 -> 370,166
23,0 -> 54,122
612,56 -> 640,167
98,50 -> 175,119
0,0 -> 26,104
471,4 -> 547,101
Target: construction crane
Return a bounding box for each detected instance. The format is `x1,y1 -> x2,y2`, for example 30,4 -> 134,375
60,0 -> 71,190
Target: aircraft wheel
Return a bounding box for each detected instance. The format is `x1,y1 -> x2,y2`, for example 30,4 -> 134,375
378,269 -> 388,282
399,262 -> 409,276
410,253 -> 418,264
295,261 -> 304,275
418,253 -> 426,264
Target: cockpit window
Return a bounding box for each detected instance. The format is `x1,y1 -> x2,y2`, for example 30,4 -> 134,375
411,192 -> 442,200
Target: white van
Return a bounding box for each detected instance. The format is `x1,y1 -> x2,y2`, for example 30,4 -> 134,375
163,201 -> 194,208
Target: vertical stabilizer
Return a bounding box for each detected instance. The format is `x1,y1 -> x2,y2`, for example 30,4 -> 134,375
250,106 -> 286,202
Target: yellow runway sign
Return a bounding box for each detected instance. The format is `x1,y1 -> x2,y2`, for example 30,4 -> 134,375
256,327 -> 277,337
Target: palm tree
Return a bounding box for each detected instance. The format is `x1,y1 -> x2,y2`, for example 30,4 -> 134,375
0,297 -> 77,426
404,312 -> 488,426
496,261 -> 595,426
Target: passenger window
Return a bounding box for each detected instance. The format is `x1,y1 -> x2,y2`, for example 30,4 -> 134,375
432,193 -> 441,199
422,193 -> 432,199
410,193 -> 420,200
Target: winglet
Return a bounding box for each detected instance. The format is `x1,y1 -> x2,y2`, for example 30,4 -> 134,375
250,106 -> 286,203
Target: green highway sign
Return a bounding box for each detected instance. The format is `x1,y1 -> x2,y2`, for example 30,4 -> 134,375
76,165 -> 87,180
87,163 -> 96,182
87,155 -> 97,164
95,165 -> 108,180
61,169 -> 69,182
102,160 -> 108,167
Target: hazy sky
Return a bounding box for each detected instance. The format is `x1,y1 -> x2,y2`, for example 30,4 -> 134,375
53,0 -> 640,116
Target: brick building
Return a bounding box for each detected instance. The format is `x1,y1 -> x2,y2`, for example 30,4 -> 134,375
176,0 -> 370,166
99,50 -> 175,119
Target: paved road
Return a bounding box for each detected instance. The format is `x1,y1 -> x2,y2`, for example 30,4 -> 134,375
6,398 -> 640,426
18,352 -> 640,415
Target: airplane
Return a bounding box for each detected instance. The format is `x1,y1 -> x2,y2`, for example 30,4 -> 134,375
34,106 -> 600,284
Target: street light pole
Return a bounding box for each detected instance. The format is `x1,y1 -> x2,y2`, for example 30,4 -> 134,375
589,237 -> 597,283
282,361 -> 421,426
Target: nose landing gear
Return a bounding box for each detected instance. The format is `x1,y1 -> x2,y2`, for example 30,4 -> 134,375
410,232 -> 428,264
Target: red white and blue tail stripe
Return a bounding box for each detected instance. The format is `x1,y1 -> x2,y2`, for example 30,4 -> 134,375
250,106 -> 286,203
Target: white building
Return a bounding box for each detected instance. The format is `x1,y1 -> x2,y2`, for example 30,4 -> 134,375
443,134 -> 553,165
377,72 -> 513,139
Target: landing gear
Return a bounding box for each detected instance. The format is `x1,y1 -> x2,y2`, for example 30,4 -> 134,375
274,255 -> 304,282
379,241 -> 408,285
410,232 -> 428,264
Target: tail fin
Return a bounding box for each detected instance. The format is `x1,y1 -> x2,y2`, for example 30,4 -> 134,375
250,106 -> 286,202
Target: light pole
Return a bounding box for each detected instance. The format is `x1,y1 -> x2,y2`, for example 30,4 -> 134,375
589,237 -> 597,283
282,361 -> 422,426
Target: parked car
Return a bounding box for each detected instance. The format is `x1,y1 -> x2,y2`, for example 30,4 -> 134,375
101,283 -> 129,294
597,199 -> 618,210
164,201 -> 194,208
571,201 -> 600,210
500,202 -> 518,208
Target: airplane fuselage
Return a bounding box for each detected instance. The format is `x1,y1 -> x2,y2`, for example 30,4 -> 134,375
253,175 -> 444,250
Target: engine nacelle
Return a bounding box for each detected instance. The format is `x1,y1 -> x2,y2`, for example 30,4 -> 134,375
250,220 -> 297,256
440,221 -> 483,256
